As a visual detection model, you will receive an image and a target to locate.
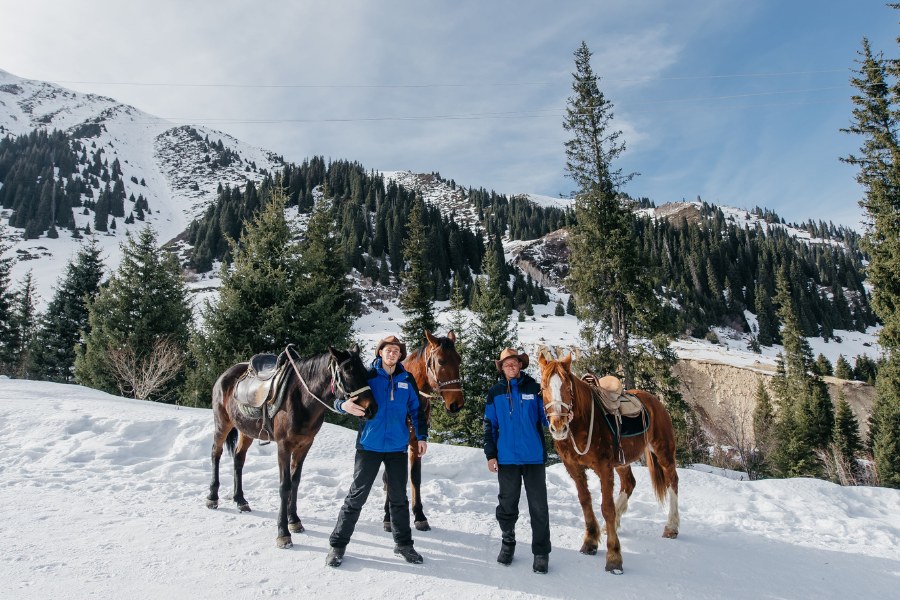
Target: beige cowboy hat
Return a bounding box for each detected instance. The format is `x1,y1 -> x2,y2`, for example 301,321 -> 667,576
495,348 -> 530,372
375,335 -> 407,362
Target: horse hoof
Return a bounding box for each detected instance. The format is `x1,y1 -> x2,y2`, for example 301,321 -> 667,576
579,545 -> 598,555
383,522 -> 393,532
414,520 -> 431,532
237,503 -> 251,513
289,521 -> 305,533
606,565 -> 624,575
206,499 -> 218,509
276,536 -> 293,549
662,527 -> 678,539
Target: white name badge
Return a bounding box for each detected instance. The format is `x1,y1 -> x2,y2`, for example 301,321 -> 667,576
397,382 -> 409,389
522,394 -> 535,400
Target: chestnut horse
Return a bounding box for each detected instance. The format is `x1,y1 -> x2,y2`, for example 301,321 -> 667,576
383,330 -> 465,532
207,345 -> 375,548
537,353 -> 679,574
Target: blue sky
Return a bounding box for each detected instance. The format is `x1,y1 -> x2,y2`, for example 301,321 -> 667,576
1,0 -> 897,229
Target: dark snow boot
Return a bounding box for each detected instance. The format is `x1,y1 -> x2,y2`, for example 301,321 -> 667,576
532,554 -> 549,574
325,546 -> 345,568
394,544 -> 424,564
497,543 -> 515,565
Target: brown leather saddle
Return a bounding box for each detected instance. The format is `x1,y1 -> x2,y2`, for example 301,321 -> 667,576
581,374 -> 643,417
234,353 -> 289,408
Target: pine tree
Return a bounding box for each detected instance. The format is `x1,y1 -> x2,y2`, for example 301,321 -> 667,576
0,224 -> 16,372
555,300 -> 565,316
841,33 -> 900,488
814,353 -> 834,377
835,354 -> 853,380
399,198 -> 437,341
752,379 -> 776,478
74,227 -> 192,401
563,41 -> 671,388
832,390 -> 863,467
28,239 -> 104,382
7,271 -> 38,377
455,243 -> 518,446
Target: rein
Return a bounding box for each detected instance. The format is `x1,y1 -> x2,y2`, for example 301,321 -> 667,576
544,373 -> 596,456
283,346 -> 370,414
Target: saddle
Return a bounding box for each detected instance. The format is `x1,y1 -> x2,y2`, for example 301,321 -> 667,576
234,353 -> 289,408
581,374 -> 643,417
581,373 -> 647,464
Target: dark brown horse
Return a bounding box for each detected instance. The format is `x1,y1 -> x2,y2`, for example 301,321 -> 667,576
382,330 -> 465,532
207,345 -> 375,548
537,353 -> 679,574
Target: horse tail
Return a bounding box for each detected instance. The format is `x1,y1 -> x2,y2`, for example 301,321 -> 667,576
225,428 -> 238,458
645,447 -> 668,505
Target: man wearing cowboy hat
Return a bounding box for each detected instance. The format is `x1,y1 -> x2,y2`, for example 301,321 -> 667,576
326,335 -> 428,567
483,348 -> 551,574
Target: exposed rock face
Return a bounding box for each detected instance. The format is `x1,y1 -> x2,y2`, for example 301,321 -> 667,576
673,359 -> 875,442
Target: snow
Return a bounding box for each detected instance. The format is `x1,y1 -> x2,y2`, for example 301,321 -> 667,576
1,379 -> 897,599
518,193 -> 573,210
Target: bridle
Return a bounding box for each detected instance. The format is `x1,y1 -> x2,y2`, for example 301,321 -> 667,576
418,344 -> 462,403
542,367 -> 595,456
284,345 -> 371,414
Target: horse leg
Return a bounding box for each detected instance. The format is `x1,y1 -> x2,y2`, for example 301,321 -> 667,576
206,422 -> 232,509
382,469 -> 393,532
287,444 -> 313,533
410,447 -> 429,531
231,431 -> 254,512
651,447 -> 680,539
275,442 -> 294,549
595,464 -> 623,574
613,465 -> 636,531
562,461 -> 600,555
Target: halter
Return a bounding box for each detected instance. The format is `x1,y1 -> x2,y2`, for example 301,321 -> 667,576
544,370 -> 595,456
418,345 -> 462,401
284,346 -> 371,414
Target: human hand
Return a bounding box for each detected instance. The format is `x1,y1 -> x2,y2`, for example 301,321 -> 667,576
487,458 -> 498,473
418,440 -> 428,456
341,399 -> 366,417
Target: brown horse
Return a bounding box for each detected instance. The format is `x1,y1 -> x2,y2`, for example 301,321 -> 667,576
382,330 -> 465,532
207,345 -> 375,549
537,353 -> 679,574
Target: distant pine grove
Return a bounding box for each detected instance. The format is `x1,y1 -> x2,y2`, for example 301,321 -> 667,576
0,128 -> 879,339
184,156 -> 877,340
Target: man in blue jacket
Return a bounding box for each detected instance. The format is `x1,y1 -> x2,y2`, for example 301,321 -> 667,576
484,348 -> 551,574
326,335 -> 429,567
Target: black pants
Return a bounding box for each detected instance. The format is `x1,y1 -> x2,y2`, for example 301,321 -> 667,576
329,449 -> 412,548
496,463 -> 551,555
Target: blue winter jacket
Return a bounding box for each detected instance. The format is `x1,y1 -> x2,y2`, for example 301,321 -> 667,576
335,358 -> 428,453
483,373 -> 548,465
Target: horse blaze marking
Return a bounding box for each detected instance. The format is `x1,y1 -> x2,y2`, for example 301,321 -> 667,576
549,374 -> 563,405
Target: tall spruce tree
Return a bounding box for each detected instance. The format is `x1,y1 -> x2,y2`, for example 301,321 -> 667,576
841,34 -> 900,487
0,224 -> 14,372
28,239 -> 104,382
832,390 -> 863,467
563,41 -> 670,389
752,379 -> 776,478
74,227 -> 192,401
455,239 -> 518,446
7,271 -> 38,377
399,198 -> 437,342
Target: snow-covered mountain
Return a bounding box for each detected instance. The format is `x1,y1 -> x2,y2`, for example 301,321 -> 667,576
0,68 -> 283,303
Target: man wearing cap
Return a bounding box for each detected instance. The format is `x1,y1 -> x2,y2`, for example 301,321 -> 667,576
326,335 -> 428,568
484,348 -> 551,574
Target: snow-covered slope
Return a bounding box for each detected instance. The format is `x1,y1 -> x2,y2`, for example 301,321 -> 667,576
0,379 -> 897,599
0,69 -> 282,304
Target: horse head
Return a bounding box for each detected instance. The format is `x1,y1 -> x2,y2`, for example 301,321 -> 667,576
329,344 -> 377,419
420,330 -> 465,414
537,352 -> 576,441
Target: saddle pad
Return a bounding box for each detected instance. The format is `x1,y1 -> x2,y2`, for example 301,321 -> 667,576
603,410 -> 649,440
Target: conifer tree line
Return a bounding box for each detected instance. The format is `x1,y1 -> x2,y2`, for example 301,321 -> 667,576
0,128 -> 152,239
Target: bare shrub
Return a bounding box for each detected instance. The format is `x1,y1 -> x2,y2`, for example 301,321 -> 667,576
107,337 -> 185,401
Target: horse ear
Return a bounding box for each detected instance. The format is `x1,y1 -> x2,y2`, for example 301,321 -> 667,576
538,352 -> 548,368
447,330 -> 456,342
327,345 -> 338,358
350,343 -> 361,354
424,330 -> 438,345
561,353 -> 573,370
